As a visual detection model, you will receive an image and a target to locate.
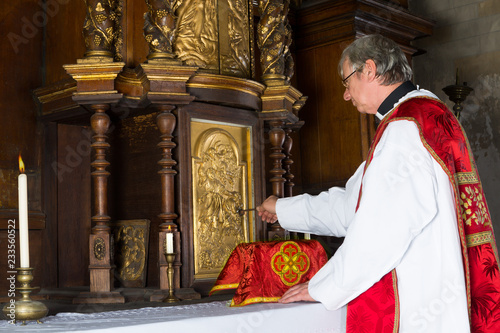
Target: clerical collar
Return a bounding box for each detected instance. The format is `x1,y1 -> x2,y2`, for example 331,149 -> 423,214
376,81 -> 417,119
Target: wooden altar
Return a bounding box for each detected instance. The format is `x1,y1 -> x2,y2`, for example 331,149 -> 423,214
26,0 -> 433,304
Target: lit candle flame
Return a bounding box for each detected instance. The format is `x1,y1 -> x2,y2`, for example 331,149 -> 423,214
19,153 -> 25,173
168,225 -> 171,231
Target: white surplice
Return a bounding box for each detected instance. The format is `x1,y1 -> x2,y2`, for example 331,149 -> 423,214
276,89 -> 471,332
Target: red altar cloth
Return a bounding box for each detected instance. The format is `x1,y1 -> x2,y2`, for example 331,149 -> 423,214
209,240 -> 328,307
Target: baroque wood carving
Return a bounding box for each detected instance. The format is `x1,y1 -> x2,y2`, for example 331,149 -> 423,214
83,0 -> 123,60
257,0 -> 294,85
143,0 -> 177,59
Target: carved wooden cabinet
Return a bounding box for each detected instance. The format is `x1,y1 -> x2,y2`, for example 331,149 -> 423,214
35,0 -> 305,301
32,0 -> 432,302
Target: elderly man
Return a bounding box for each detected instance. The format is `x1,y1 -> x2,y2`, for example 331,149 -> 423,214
258,35 -> 500,332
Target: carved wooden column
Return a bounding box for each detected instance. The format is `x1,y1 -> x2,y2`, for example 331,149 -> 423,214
257,0 -> 306,240
156,105 -> 180,291
141,0 -> 200,301
267,120 -> 288,239
283,127 -> 300,239
86,104 -> 122,300
283,127 -> 294,197
139,62 -> 198,301
269,120 -> 286,198
65,0 -> 125,304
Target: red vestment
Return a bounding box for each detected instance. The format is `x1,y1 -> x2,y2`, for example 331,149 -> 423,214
347,97 -> 500,332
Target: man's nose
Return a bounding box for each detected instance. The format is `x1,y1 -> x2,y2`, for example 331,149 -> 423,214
343,88 -> 351,101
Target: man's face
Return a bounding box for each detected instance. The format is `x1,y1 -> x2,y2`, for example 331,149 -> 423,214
341,60 -> 376,115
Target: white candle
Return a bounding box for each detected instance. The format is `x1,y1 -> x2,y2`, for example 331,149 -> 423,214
18,155 -> 30,268
166,232 -> 174,254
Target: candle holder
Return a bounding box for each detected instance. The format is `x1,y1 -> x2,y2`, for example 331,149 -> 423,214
442,69 -> 473,120
2,268 -> 48,325
163,253 -> 180,303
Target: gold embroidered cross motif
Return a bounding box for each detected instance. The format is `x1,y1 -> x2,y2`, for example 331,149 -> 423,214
271,241 -> 310,286
459,185 -> 491,226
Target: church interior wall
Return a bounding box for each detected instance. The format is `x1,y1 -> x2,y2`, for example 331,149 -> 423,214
1,0 -> 496,299
409,0 -> 500,249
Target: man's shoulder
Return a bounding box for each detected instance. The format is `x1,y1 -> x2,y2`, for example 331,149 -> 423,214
391,96 -> 451,121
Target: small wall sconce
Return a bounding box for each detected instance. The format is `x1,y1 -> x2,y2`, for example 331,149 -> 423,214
442,68 -> 473,120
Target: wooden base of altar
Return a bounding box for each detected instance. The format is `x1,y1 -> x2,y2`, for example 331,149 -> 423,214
148,288 -> 201,302
73,291 -> 125,304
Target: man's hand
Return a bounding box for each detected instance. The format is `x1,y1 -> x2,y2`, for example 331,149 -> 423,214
279,282 -> 316,304
257,195 -> 279,223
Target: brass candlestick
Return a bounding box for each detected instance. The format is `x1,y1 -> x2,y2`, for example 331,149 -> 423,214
163,253 -> 179,303
2,268 -> 48,325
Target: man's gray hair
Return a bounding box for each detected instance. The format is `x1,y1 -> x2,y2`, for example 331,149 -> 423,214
339,34 -> 413,86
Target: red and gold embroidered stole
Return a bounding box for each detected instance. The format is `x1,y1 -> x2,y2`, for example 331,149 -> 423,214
347,97 -> 500,333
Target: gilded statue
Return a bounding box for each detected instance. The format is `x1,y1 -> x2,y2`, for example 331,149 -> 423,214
175,0 -> 219,69
222,0 -> 251,77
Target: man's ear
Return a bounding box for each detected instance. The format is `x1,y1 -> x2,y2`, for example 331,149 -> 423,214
364,59 -> 377,82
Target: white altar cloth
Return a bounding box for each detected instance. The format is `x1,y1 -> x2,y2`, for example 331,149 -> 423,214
0,301 -> 342,332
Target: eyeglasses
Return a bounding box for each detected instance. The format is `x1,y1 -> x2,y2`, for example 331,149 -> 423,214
342,68 -> 358,88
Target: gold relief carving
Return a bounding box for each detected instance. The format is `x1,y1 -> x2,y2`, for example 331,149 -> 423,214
175,0 -> 219,69
94,237 -> 106,260
144,0 -> 177,58
111,220 -> 150,288
221,0 -> 251,77
192,122 -> 253,278
174,0 -> 252,77
83,0 -> 123,61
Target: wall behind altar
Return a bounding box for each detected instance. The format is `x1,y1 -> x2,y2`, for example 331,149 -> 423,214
0,1 -> 45,293
409,0 -> 500,246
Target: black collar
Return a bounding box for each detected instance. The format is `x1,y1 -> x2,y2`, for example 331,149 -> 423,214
377,81 -> 417,116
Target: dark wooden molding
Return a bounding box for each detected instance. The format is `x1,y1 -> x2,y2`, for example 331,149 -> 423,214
0,209 -> 46,230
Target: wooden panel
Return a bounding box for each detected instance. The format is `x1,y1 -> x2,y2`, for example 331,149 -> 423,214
123,0 -> 149,67
42,122 -> 59,288
45,0 -> 86,84
108,112 -> 163,288
292,0 -> 433,194
57,124 -> 91,287
296,40 -> 364,193
0,0 -> 44,296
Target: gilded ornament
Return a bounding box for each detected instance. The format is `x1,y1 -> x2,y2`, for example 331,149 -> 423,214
192,125 -> 252,279
96,2 -> 104,11
459,185 -> 491,227
94,237 -> 106,260
111,220 -> 150,287
271,241 -> 310,286
95,14 -> 107,24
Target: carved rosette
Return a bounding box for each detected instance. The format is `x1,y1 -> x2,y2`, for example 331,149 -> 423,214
144,0 -> 177,59
257,0 -> 293,85
83,0 -> 123,60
